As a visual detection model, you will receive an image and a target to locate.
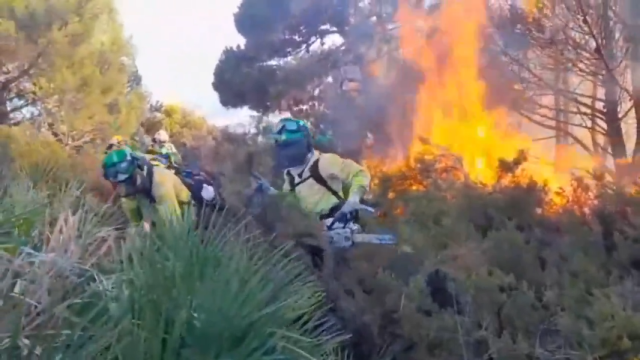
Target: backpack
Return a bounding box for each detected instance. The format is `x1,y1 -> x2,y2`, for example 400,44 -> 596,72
130,153 -> 225,210
134,155 -> 156,204
177,169 -> 226,208
285,156 -> 345,202
115,154 -> 156,204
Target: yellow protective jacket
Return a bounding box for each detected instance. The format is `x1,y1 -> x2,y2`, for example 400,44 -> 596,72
119,166 -> 192,224
282,151 -> 370,215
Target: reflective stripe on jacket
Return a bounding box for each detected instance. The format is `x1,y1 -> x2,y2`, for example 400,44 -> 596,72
282,151 -> 370,215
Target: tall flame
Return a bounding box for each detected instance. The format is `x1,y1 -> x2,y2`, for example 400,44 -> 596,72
370,0 -> 595,192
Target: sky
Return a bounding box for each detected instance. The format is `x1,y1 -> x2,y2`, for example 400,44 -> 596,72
114,0 -> 250,125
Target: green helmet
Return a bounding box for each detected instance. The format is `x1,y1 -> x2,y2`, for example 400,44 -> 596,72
102,148 -> 136,183
271,117 -> 312,144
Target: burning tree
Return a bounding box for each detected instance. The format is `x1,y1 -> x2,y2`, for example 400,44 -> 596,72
494,0 -> 640,177
359,0 -> 596,193
214,0 -> 622,193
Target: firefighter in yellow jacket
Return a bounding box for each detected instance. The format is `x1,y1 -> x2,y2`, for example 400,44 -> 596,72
102,148 -> 191,230
266,117 -> 371,229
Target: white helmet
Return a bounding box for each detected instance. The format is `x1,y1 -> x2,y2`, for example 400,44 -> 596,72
153,130 -> 169,143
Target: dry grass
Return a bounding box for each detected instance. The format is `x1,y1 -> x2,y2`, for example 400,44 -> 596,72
0,203 -> 120,356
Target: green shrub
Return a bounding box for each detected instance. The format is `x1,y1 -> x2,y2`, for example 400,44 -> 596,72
93,218 -> 346,359
0,125 -> 76,187
0,173 -> 347,359
0,180 -> 122,358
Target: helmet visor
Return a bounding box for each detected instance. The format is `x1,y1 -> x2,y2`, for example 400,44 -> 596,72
272,119 -> 309,145
275,118 -> 301,133
273,132 -> 307,145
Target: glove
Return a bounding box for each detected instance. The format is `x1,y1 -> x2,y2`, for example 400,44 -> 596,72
332,186 -> 367,225
255,179 -> 277,194
338,196 -> 360,215
326,197 -> 360,231
142,220 -> 151,233
250,172 -> 277,194
201,184 -> 216,201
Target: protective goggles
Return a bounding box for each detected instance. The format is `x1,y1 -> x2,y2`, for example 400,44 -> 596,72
273,119 -> 308,144
103,159 -> 135,183
275,118 -> 304,133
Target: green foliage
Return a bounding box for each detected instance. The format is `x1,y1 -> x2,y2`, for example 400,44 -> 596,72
213,46 -> 280,113
142,103 -> 217,147
88,219 -> 345,359
233,0 -> 348,58
34,0 -> 146,146
212,0 -> 350,113
0,124 -> 75,186
0,164 -> 347,359
234,0 -> 291,41
0,0 -> 147,149
0,181 -> 45,255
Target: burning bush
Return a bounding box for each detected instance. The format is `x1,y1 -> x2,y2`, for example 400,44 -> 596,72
320,151 -> 640,360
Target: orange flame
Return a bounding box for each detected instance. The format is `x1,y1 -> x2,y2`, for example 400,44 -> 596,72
523,0 -> 542,14
368,0 -> 596,204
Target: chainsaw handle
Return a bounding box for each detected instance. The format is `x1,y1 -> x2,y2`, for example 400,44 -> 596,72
326,204 -> 375,230
327,212 -> 348,231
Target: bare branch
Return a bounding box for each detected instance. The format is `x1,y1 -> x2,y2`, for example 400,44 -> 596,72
518,110 -> 595,155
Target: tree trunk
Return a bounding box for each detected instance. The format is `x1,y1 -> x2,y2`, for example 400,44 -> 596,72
550,0 -> 571,170
627,0 -> 640,158
602,0 -> 627,167
589,76 -> 601,155
0,89 -> 10,125
552,0 -> 567,148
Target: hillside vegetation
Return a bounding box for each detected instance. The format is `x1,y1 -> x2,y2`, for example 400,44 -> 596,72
3,0 -> 640,359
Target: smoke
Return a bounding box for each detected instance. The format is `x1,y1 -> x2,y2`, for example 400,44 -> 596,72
315,2 -> 531,162
320,59 -> 423,161
320,60 -> 434,163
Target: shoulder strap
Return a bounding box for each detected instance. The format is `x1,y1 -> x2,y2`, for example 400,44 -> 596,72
137,158 -> 156,204
285,170 -> 296,192
308,157 -> 344,201
285,156 -> 344,202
